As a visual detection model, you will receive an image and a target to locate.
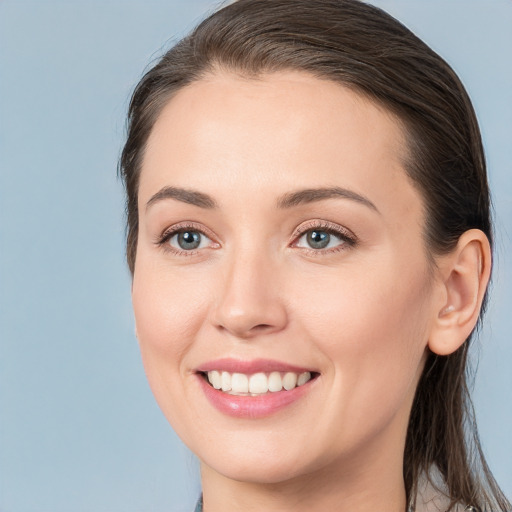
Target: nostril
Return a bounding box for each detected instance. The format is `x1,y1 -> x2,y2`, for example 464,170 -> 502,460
214,316 -> 287,339
215,324 -> 267,338
252,324 -> 274,332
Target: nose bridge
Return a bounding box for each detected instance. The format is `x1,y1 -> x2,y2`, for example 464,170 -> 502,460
212,239 -> 287,338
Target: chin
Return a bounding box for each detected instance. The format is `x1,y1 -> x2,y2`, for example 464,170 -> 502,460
193,432 -> 331,486
206,455 -> 312,485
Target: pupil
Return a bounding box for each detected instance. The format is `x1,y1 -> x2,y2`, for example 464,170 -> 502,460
178,231 -> 201,250
307,230 -> 330,249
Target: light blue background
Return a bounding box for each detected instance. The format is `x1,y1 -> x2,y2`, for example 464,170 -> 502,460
0,1 -> 510,511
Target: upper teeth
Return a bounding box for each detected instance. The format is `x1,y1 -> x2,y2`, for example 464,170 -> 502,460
207,371 -> 312,395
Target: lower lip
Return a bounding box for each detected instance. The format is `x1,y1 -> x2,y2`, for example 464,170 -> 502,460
197,374 -> 315,419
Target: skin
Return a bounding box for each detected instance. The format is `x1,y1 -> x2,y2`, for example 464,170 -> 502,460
132,71 -> 490,512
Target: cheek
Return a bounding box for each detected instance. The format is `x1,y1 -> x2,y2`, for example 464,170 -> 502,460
292,255 -> 431,350
131,258 -> 214,415
132,260 -> 210,353
131,259 -> 217,437
289,256 -> 431,424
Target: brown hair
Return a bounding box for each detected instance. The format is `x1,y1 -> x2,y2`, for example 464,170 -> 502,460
119,1 -> 510,509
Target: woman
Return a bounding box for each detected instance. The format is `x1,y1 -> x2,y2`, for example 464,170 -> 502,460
119,0 -> 510,510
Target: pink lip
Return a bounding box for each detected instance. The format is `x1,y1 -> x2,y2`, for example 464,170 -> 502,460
196,358 -> 313,374
197,376 -> 315,419
195,358 -> 318,419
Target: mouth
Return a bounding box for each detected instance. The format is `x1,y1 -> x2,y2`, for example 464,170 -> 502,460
199,370 -> 318,396
194,360 -> 320,418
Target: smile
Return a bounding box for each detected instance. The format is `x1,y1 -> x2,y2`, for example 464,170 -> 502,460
205,370 -> 313,395
195,359 -> 319,418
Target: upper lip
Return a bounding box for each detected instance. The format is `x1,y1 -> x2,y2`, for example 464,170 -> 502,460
195,358 -> 316,374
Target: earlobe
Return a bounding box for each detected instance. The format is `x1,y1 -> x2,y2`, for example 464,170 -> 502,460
428,229 -> 491,356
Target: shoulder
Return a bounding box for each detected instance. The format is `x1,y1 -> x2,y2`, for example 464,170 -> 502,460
414,470 -> 472,512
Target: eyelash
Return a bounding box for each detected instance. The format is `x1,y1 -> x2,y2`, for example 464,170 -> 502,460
155,220 -> 357,256
155,222 -> 218,256
291,220 -> 357,256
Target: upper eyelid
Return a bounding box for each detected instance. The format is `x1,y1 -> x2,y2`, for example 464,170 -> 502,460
158,221 -> 217,242
291,219 -> 356,240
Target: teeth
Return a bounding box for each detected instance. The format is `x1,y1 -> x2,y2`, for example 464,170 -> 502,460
249,373 -> 268,394
210,370 -> 221,389
297,371 -> 311,386
282,372 -> 298,390
268,371 -> 282,392
221,371 -> 231,392
207,370 -> 313,395
231,373 -> 249,393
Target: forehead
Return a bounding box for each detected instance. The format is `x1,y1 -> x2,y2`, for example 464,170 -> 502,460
140,70 -> 419,221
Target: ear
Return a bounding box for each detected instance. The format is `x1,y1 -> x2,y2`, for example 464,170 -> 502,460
428,229 -> 491,356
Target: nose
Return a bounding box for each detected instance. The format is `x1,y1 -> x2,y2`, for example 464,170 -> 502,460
211,250 -> 288,339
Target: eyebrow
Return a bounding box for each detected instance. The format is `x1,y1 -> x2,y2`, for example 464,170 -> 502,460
277,187 -> 379,212
146,186 -> 218,210
145,185 -> 378,213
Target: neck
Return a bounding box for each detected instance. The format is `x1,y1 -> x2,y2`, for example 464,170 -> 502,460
200,437 -> 408,512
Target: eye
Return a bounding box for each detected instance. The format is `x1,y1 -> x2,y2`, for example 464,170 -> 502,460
296,229 -> 343,250
293,221 -> 356,253
303,230 -> 334,249
156,222 -> 219,255
168,230 -> 211,251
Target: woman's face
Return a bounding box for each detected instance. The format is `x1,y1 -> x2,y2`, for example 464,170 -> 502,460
133,71 -> 439,484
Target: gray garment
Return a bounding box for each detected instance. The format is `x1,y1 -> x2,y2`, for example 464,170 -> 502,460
413,472 -> 474,512
193,494 -> 474,512
194,495 -> 203,512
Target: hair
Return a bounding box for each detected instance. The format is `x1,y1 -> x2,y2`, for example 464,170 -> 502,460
119,1 -> 510,510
